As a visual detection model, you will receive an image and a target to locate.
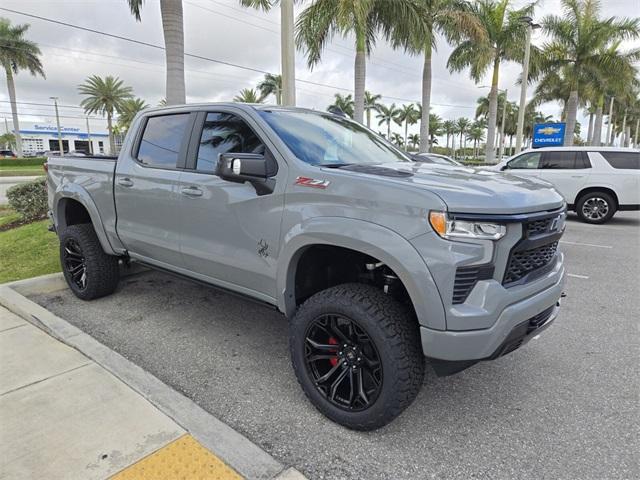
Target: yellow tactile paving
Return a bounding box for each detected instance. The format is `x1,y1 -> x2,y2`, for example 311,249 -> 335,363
111,434 -> 243,480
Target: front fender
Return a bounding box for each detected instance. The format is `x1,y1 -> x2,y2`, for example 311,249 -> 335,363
53,183 -> 116,256
277,217 -> 446,330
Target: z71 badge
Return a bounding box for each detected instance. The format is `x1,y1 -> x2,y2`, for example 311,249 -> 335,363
294,176 -> 330,189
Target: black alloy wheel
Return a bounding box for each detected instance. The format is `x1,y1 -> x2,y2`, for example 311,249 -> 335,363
62,238 -> 87,290
304,314 -> 383,411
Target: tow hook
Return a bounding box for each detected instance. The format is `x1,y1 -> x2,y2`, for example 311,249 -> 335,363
557,291 -> 567,307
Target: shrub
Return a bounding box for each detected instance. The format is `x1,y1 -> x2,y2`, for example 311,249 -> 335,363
6,178 -> 48,222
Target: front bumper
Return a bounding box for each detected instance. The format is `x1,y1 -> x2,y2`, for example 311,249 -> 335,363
421,261 -> 565,369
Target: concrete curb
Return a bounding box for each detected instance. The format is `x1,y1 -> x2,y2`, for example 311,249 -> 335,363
0,274 -> 306,480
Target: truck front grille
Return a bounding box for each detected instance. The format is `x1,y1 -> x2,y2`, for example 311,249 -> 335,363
452,265 -> 494,304
527,217 -> 553,236
503,241 -> 558,285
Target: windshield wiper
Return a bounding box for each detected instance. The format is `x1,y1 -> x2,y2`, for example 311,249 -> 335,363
317,163 -> 353,168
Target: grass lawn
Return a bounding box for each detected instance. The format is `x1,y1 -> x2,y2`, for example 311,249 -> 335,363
0,165 -> 44,177
0,205 -> 21,228
0,219 -> 60,284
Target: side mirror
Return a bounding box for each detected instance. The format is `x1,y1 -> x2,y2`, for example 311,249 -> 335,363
500,165 -> 508,171
217,152 -> 277,195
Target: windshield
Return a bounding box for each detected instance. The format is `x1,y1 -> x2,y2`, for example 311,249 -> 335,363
428,155 -> 457,165
258,109 -> 410,166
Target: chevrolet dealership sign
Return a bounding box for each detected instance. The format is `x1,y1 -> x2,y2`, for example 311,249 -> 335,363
532,123 -> 566,148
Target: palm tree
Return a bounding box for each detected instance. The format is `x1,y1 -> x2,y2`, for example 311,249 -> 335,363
78,75 -> 133,154
257,73 -> 282,105
296,0 -> 425,124
429,113 -> 444,147
540,0 -> 640,145
0,132 -> 16,150
234,88 -> 263,103
240,1 -> 296,105
117,98 -> 149,132
408,133 -> 420,151
327,93 -> 355,118
391,0 -> 482,153
442,119 -> 456,153
0,19 -> 45,157
448,0 -> 534,162
127,0 -> 185,105
391,132 -> 404,148
467,124 -> 485,158
456,117 -> 471,156
396,104 -> 419,147
376,103 -> 401,139
364,91 -> 383,128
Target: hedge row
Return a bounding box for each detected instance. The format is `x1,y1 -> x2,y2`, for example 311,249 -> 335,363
0,157 -> 47,167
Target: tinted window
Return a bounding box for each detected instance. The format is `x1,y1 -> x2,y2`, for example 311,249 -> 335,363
508,152 -> 542,169
540,151 -> 589,169
601,151 -> 640,169
258,110 -> 409,166
196,112 -> 264,172
137,114 -> 190,168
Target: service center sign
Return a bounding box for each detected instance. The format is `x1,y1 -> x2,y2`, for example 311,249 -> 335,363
532,123 -> 566,148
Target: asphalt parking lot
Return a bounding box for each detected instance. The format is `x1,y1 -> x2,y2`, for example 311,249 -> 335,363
31,212 -> 639,480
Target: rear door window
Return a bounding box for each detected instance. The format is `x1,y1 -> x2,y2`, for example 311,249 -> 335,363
137,114 -> 190,168
600,151 -> 640,169
195,112 -> 265,173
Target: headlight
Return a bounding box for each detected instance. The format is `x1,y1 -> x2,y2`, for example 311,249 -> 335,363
429,211 -> 506,240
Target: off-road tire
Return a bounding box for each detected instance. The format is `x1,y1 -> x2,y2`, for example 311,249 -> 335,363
290,283 -> 424,430
59,224 -> 120,300
576,191 -> 616,224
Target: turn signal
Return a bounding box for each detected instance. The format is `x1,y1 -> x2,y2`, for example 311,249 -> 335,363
429,211 -> 447,237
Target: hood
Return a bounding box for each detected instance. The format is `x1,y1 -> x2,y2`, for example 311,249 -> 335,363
336,162 -> 565,214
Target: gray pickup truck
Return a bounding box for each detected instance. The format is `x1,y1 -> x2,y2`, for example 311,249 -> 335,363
47,104 -> 566,430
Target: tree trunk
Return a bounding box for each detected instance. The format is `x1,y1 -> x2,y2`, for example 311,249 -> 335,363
451,132 -> 455,159
625,125 -> 631,147
419,44 -> 432,153
634,119 -> 639,148
485,58 -> 500,163
280,0 -> 296,106
404,122 -> 408,149
366,109 -> 371,128
564,90 -> 578,146
587,112 -> 594,145
605,97 -> 615,146
353,30 -> 366,124
161,0 -> 186,105
107,111 -> 115,155
620,111 -> 627,147
592,98 -> 604,146
387,120 -> 391,139
4,67 -> 23,157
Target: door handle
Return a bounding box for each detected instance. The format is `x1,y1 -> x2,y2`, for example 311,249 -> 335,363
118,177 -> 134,187
180,186 -> 203,197
571,175 -> 585,178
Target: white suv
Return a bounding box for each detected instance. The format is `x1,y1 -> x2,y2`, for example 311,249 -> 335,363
492,147 -> 640,224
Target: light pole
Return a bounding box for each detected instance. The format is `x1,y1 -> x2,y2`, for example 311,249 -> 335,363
50,97 -> 64,154
280,0 -> 296,106
515,16 -> 540,153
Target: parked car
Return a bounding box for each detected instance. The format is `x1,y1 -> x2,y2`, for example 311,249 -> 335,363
47,104 -> 566,430
412,152 -> 462,166
0,149 -> 17,158
489,147 -> 639,224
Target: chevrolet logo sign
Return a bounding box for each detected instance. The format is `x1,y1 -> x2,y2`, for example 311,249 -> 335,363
537,126 -> 562,135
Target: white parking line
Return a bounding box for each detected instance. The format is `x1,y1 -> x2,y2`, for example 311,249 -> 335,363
560,240 -> 612,249
567,273 -> 590,279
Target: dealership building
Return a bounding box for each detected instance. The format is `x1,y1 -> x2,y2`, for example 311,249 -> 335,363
4,119 -> 112,155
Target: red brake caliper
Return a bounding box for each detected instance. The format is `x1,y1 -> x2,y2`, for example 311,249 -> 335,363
328,337 -> 339,367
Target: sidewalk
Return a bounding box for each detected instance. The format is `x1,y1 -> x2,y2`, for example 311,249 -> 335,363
0,302 -> 302,480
